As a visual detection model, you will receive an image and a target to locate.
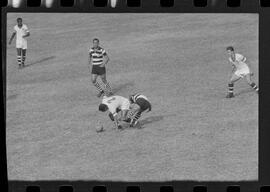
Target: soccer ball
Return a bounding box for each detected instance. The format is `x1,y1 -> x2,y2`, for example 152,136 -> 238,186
96,123 -> 104,132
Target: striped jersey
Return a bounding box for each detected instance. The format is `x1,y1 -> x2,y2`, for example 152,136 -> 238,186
229,53 -> 248,70
89,46 -> 107,65
130,94 -> 149,103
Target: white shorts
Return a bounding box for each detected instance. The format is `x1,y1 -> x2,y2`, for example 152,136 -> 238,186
16,40 -> 27,49
120,99 -> 130,111
235,67 -> 250,78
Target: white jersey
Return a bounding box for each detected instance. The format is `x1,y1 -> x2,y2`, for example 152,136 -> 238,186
14,24 -> 29,49
229,53 -> 251,78
229,53 -> 249,70
102,95 -> 130,115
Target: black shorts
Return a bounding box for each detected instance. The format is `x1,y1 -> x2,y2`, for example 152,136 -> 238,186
136,98 -> 151,112
92,65 -> 106,75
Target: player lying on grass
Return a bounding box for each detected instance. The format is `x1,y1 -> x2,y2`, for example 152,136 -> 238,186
226,46 -> 259,98
89,38 -> 113,97
98,95 -> 130,129
127,93 -> 152,127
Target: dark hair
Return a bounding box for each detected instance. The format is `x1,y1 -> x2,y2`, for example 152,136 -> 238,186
226,46 -> 234,51
17,18 -> 22,22
129,95 -> 135,103
99,104 -> 108,112
93,38 -> 99,42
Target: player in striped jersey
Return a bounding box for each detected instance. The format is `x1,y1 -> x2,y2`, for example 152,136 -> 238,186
226,46 -> 259,98
128,93 -> 152,127
89,38 -> 113,97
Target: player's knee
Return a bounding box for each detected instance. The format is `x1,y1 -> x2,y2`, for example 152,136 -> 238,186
247,81 -> 253,85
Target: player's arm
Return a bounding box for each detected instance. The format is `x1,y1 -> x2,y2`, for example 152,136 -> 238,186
147,103 -> 152,112
109,112 -> 121,129
101,51 -> 109,67
231,64 -> 236,74
23,31 -> 30,38
8,32 -> 16,45
103,54 -> 109,65
88,52 -> 92,72
239,54 -> 246,63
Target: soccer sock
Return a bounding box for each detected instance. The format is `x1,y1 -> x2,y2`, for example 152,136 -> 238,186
228,83 -> 234,95
105,82 -> 112,93
93,81 -> 103,92
127,109 -> 137,118
22,55 -> 26,65
250,82 -> 259,92
133,111 -> 142,121
17,55 -> 22,65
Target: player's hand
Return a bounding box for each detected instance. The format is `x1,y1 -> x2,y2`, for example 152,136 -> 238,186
108,113 -> 114,121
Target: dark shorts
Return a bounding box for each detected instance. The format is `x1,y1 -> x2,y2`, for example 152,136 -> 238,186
92,65 -> 106,75
136,98 -> 151,112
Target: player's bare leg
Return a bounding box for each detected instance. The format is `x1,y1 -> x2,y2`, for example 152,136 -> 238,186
92,74 -> 104,97
100,73 -> 113,96
21,49 -> 27,67
245,74 -> 259,93
130,111 -> 142,127
120,109 -> 129,121
226,74 -> 241,98
16,48 -> 22,68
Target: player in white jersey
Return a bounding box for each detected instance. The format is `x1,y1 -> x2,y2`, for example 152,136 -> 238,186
127,93 -> 152,127
98,95 -> 130,129
226,46 -> 259,98
8,18 -> 30,68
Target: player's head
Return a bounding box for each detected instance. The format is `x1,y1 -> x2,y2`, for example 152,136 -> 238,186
17,18 -> 23,26
93,38 -> 99,48
98,103 -> 108,112
129,94 -> 135,103
226,46 -> 234,55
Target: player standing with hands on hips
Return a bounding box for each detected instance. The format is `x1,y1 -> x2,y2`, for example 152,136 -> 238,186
9,18 -> 30,69
226,46 -> 259,98
88,38 -> 113,97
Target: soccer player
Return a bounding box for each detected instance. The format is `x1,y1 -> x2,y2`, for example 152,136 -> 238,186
98,95 -> 130,129
89,38 -> 113,97
8,18 -> 30,68
128,93 -> 152,127
226,46 -> 259,98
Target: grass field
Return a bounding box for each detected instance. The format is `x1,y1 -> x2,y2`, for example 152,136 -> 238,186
6,13 -> 258,181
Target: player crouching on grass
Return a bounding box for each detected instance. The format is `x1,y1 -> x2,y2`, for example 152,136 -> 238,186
127,93 -> 152,127
226,46 -> 259,98
98,95 -> 130,130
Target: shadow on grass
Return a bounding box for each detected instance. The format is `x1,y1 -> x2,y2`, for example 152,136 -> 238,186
113,82 -> 134,94
140,115 -> 164,126
23,56 -> 56,68
234,88 -> 256,97
6,94 -> 18,101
